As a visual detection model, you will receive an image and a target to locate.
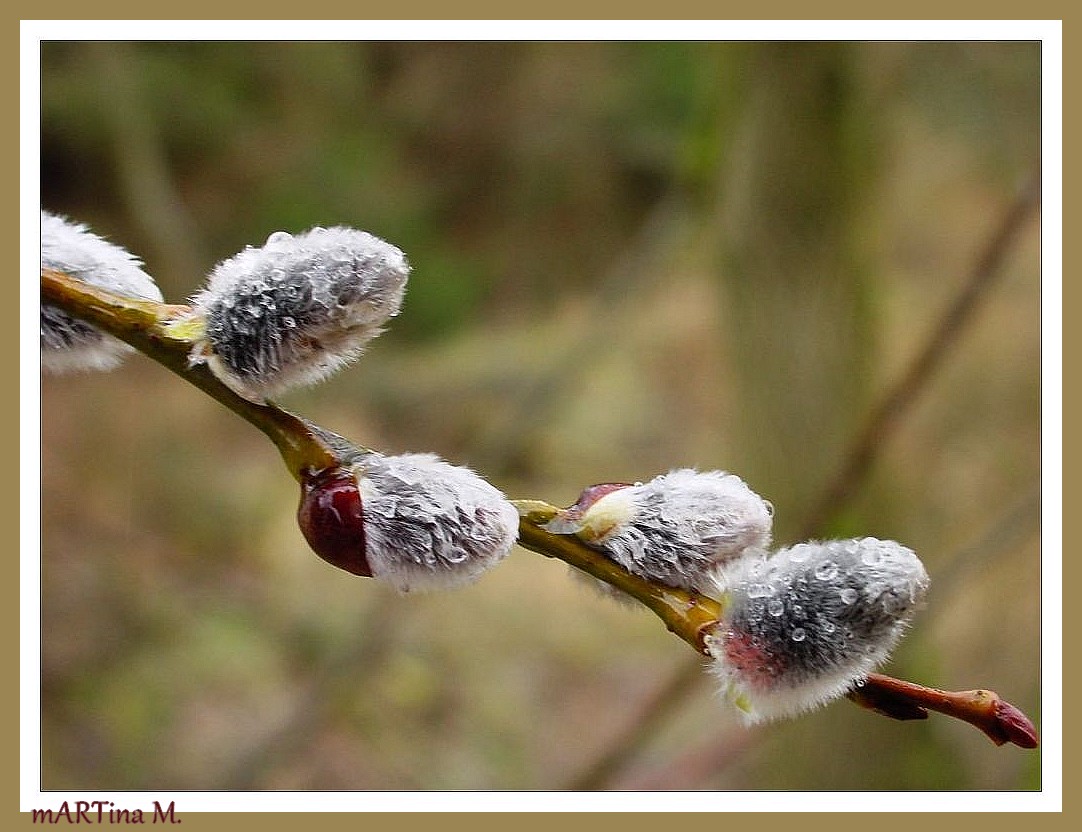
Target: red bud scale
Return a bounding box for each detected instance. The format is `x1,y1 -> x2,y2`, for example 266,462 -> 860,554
298,467 -> 371,577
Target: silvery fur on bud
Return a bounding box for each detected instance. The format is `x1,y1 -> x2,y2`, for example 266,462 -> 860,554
185,226 -> 410,402
355,452 -> 520,593
544,469 -> 774,595
704,537 -> 930,724
40,210 -> 163,372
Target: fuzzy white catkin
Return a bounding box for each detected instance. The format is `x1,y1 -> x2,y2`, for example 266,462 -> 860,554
704,537 -> 930,724
40,210 -> 163,372
185,226 -> 410,401
545,469 -> 774,595
355,452 -> 520,593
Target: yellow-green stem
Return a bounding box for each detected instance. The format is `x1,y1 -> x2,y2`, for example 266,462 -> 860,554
513,501 -> 723,654
41,268 -> 338,478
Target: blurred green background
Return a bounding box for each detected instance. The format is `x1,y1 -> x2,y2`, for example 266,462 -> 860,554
39,41 -> 1041,791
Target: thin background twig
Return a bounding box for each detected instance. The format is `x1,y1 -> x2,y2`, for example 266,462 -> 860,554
565,168 -> 1041,791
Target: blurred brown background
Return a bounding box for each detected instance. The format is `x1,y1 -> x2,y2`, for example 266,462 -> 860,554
39,41 -> 1041,790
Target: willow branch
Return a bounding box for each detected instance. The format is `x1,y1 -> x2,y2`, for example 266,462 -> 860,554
850,674 -> 1038,748
41,268 -> 339,479
40,268 -> 1039,751
514,501 -> 722,652
517,504 -> 1039,750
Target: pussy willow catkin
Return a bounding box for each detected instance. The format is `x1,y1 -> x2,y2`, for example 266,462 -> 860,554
545,469 -> 774,594
40,210 -> 163,372
299,451 -> 519,593
705,537 -> 929,723
183,226 -> 410,401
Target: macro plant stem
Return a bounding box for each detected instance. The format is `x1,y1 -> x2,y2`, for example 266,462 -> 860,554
41,268 -> 337,479
40,267 -> 1039,750
513,500 -> 723,651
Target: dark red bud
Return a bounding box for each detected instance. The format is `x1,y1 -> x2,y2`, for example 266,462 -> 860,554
991,697 -> 1040,749
297,467 -> 371,577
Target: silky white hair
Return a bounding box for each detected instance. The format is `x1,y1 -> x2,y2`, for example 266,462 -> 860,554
185,226 -> 409,402
354,452 -> 520,593
547,469 -> 774,595
40,210 -> 163,372
706,537 -> 929,724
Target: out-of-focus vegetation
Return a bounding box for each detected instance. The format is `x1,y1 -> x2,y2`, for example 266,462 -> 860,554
39,41 -> 1040,791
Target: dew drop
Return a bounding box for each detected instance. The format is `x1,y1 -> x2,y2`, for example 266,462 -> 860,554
767,598 -> 784,617
789,544 -> 811,563
840,588 -> 858,605
790,628 -> 806,642
265,231 -> 293,247
815,560 -> 839,581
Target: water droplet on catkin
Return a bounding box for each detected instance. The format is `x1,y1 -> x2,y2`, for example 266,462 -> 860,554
815,560 -> 838,581
265,230 -> 294,247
